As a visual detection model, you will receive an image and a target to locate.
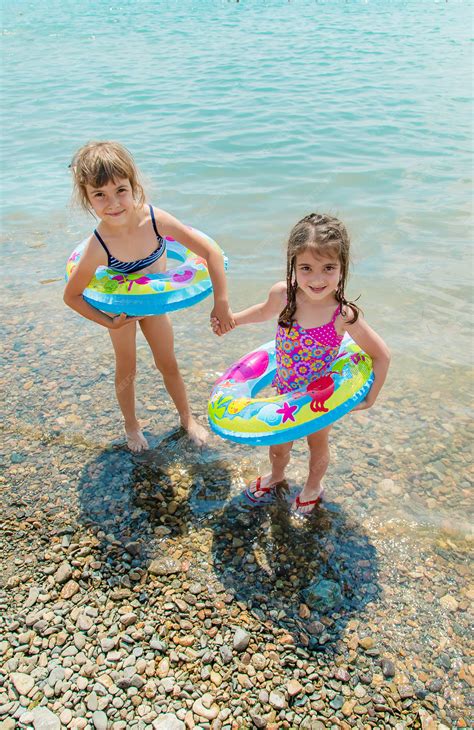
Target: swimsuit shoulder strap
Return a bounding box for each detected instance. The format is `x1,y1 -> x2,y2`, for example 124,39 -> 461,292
149,204 -> 161,239
330,304 -> 341,323
94,229 -> 111,257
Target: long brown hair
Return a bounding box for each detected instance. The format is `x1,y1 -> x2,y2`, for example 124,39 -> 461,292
70,141 -> 146,213
278,212 -> 360,328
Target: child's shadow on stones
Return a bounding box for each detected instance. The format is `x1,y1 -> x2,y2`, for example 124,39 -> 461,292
210,483 -> 380,654
76,433 -> 379,653
75,427 -> 236,591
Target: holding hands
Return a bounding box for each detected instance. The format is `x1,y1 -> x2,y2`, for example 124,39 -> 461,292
210,303 -> 235,336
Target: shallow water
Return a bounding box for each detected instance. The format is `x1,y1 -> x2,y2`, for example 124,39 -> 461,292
1,0 -> 473,725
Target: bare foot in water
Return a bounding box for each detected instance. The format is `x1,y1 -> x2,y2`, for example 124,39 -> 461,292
181,416 -> 208,447
125,423 -> 149,453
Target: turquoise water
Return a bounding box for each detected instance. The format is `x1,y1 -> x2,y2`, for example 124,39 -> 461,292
1,2 -> 472,487
3,1 -> 472,367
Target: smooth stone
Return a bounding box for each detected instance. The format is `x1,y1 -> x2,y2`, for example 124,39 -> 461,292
153,715 -> 185,730
398,684 -> 414,698
251,652 -> 267,670
287,679 -> 303,696
161,677 -> 175,693
427,678 -> 443,692
92,710 -> 108,730
60,709 -> 73,725
342,700 -> 355,717
157,658 -> 169,678
330,695 -> 344,710
11,672 -> 35,695
269,690 -> 287,709
24,587 -> 40,608
440,594 -> 458,611
77,614 -> 93,631
125,541 -> 141,556
219,645 -> 233,664
233,628 -> 250,652
74,633 -> 87,650
359,636 -> 375,650
354,684 -> 366,698
61,580 -> 80,599
381,658 -> 396,678
100,638 -> 117,652
418,708 -> 439,730
30,706 -> 61,729
48,667 -> 65,686
19,713 -> 35,726
210,670 -> 222,686
54,562 -> 73,584
188,582 -> 202,595
193,694 -> 219,720
150,636 -> 166,652
120,612 -> 137,627
148,557 -> 182,576
86,691 -> 98,711
1,720 -> 16,730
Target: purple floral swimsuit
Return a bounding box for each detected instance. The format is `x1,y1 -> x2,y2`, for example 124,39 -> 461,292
273,306 -> 344,395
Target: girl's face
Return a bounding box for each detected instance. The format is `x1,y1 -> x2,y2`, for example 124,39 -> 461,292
85,178 -> 135,224
295,249 -> 341,301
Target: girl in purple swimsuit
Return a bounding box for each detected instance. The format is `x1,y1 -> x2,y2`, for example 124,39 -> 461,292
65,141 -> 234,452
212,213 -> 390,516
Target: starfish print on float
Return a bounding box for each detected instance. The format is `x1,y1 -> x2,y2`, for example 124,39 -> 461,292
276,401 -> 298,423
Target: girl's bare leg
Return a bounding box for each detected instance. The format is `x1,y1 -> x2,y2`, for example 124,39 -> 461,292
109,323 -> 149,452
140,315 -> 207,446
292,426 -> 332,514
248,441 -> 293,497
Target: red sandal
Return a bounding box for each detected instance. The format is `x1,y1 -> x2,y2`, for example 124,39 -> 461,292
244,476 -> 277,505
292,490 -> 325,516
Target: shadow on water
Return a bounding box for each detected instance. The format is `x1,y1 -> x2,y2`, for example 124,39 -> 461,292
77,431 -> 379,652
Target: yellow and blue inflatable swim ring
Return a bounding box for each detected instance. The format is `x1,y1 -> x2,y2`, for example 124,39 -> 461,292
208,334 -> 374,446
65,227 -> 227,317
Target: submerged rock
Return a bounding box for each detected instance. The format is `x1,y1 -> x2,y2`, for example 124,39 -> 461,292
148,556 -> 182,575
301,579 -> 343,612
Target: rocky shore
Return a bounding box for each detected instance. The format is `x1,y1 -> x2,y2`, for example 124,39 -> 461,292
1,386 -> 472,729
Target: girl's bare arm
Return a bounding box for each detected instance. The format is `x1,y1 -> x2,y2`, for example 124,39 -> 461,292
155,209 -> 234,333
343,312 -> 391,409
63,238 -> 141,329
212,281 -> 286,334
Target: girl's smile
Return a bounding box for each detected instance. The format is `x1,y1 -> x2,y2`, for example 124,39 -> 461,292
295,250 -> 341,300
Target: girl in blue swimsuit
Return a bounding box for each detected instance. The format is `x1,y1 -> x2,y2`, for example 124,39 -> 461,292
64,141 -> 234,452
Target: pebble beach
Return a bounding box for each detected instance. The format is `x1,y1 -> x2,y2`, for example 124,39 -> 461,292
1,1 -> 472,728
1,289 -> 472,729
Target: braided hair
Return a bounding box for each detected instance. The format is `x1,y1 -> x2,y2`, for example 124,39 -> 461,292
278,213 -> 360,329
